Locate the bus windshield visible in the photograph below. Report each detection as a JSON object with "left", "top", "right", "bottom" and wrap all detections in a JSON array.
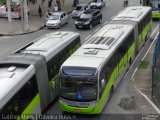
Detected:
[
  {"left": 62, "top": 67, "right": 96, "bottom": 76},
  {"left": 151, "top": 0, "right": 160, "bottom": 10},
  {"left": 60, "top": 77, "right": 97, "bottom": 102},
  {"left": 93, "top": 0, "right": 102, "bottom": 3}
]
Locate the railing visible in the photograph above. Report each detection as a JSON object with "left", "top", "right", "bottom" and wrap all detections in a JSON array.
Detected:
[{"left": 152, "top": 31, "right": 160, "bottom": 108}]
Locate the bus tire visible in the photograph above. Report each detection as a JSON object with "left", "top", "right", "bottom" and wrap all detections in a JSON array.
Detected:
[
  {"left": 108, "top": 85, "right": 114, "bottom": 101},
  {"left": 145, "top": 33, "right": 149, "bottom": 42},
  {"left": 129, "top": 58, "right": 132, "bottom": 66}
]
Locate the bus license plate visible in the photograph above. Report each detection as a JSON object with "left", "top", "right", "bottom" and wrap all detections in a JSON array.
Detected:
[{"left": 74, "top": 109, "right": 81, "bottom": 113}]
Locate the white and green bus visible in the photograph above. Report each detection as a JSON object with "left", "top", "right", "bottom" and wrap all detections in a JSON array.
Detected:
[
  {"left": 111, "top": 6, "right": 152, "bottom": 53},
  {"left": 144, "top": 0, "right": 160, "bottom": 19},
  {"left": 0, "top": 31, "right": 80, "bottom": 118},
  {"left": 59, "top": 6, "right": 152, "bottom": 114}
]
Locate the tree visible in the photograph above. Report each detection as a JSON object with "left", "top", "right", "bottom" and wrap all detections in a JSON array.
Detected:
[{"left": 73, "top": 0, "right": 77, "bottom": 7}]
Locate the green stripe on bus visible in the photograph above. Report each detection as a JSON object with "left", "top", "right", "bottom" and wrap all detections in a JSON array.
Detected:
[
  {"left": 152, "top": 13, "right": 160, "bottom": 19},
  {"left": 138, "top": 20, "right": 152, "bottom": 44},
  {"left": 60, "top": 43, "right": 136, "bottom": 114},
  {"left": 17, "top": 94, "right": 40, "bottom": 120},
  {"left": 93, "top": 43, "right": 135, "bottom": 114}
]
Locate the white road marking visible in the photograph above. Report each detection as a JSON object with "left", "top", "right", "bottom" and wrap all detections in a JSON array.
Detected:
[
  {"left": 106, "top": 3, "right": 110, "bottom": 7},
  {"left": 134, "top": 84, "right": 160, "bottom": 114},
  {"left": 142, "top": 25, "right": 159, "bottom": 60},
  {"left": 151, "top": 25, "right": 159, "bottom": 38},
  {"left": 129, "top": 2, "right": 134, "bottom": 6},
  {"left": 94, "top": 27, "right": 101, "bottom": 33},
  {"left": 131, "top": 68, "right": 137, "bottom": 79},
  {"left": 85, "top": 35, "right": 91, "bottom": 40},
  {"left": 132, "top": 25, "right": 160, "bottom": 114},
  {"left": 142, "top": 32, "right": 159, "bottom": 60},
  {"left": 111, "top": 16, "right": 115, "bottom": 20},
  {"left": 0, "top": 36, "right": 12, "bottom": 39},
  {"left": 103, "top": 21, "right": 109, "bottom": 25}
]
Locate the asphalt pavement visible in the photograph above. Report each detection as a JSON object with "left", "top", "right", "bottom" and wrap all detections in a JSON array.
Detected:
[
  {"left": 0, "top": 0, "right": 159, "bottom": 118},
  {"left": 0, "top": 0, "right": 92, "bottom": 36}
]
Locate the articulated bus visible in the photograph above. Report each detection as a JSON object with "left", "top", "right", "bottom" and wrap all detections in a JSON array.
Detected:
[
  {"left": 111, "top": 6, "right": 152, "bottom": 53},
  {"left": 59, "top": 6, "right": 152, "bottom": 114},
  {"left": 144, "top": 0, "right": 160, "bottom": 19},
  {"left": 0, "top": 31, "right": 80, "bottom": 118}
]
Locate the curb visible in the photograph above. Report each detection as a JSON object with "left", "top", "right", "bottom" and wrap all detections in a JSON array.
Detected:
[
  {"left": 0, "top": 25, "right": 45, "bottom": 36},
  {"left": 0, "top": 10, "right": 73, "bottom": 37}
]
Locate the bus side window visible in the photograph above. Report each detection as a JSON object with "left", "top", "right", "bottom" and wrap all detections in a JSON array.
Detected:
[
  {"left": 0, "top": 75, "right": 38, "bottom": 115},
  {"left": 99, "top": 55, "right": 117, "bottom": 97},
  {"left": 138, "top": 20, "right": 143, "bottom": 34},
  {"left": 99, "top": 69, "right": 106, "bottom": 97}
]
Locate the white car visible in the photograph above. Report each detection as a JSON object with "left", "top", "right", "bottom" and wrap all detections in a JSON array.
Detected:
[
  {"left": 0, "top": 5, "right": 21, "bottom": 18},
  {"left": 72, "top": 4, "right": 90, "bottom": 19},
  {"left": 46, "top": 12, "right": 69, "bottom": 29},
  {"left": 90, "top": 0, "right": 105, "bottom": 9}
]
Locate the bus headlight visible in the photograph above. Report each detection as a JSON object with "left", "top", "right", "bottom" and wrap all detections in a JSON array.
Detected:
[{"left": 59, "top": 99, "right": 65, "bottom": 104}]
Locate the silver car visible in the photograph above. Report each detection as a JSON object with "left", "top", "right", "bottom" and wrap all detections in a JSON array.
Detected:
[
  {"left": 46, "top": 12, "right": 69, "bottom": 29},
  {"left": 90, "top": 0, "right": 105, "bottom": 9},
  {"left": 72, "top": 4, "right": 90, "bottom": 19}
]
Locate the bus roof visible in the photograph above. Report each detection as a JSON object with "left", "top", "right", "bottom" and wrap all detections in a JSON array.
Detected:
[
  {"left": 16, "top": 31, "right": 80, "bottom": 61},
  {"left": 0, "top": 54, "right": 46, "bottom": 109},
  {"left": 0, "top": 63, "right": 34, "bottom": 109},
  {"left": 112, "top": 6, "right": 151, "bottom": 22},
  {"left": 62, "top": 24, "right": 133, "bottom": 68}
]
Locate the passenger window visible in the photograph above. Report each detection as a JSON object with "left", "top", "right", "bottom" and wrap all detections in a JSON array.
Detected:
[
  {"left": 61, "top": 15, "right": 63, "bottom": 18},
  {"left": 0, "top": 75, "right": 38, "bottom": 115}
]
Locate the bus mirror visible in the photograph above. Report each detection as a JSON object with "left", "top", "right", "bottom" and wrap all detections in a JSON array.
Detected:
[
  {"left": 101, "top": 79, "right": 106, "bottom": 88},
  {"left": 51, "top": 81, "right": 55, "bottom": 89}
]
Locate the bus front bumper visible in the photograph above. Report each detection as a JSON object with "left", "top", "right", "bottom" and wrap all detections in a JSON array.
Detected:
[{"left": 59, "top": 101, "right": 96, "bottom": 114}]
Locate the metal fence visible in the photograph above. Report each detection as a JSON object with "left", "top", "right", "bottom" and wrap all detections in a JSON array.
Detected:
[{"left": 152, "top": 33, "right": 160, "bottom": 108}]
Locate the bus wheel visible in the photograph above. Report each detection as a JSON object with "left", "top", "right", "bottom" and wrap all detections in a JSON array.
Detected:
[
  {"left": 108, "top": 86, "right": 114, "bottom": 101},
  {"left": 145, "top": 33, "right": 149, "bottom": 42},
  {"left": 129, "top": 58, "right": 132, "bottom": 66}
]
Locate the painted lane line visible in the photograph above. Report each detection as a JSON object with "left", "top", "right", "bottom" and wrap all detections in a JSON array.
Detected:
[
  {"left": 131, "top": 68, "right": 137, "bottom": 79},
  {"left": 105, "top": 3, "right": 110, "bottom": 7},
  {"left": 85, "top": 35, "right": 91, "bottom": 40},
  {"left": 103, "top": 21, "right": 109, "bottom": 26},
  {"left": 94, "top": 27, "right": 101, "bottom": 33},
  {"left": 131, "top": 25, "right": 160, "bottom": 114},
  {"left": 141, "top": 25, "right": 159, "bottom": 60},
  {"left": 151, "top": 25, "right": 159, "bottom": 38},
  {"left": 129, "top": 2, "right": 134, "bottom": 6},
  {"left": 134, "top": 84, "right": 160, "bottom": 114},
  {"left": 111, "top": 16, "right": 115, "bottom": 20},
  {"left": 142, "top": 32, "right": 159, "bottom": 60}
]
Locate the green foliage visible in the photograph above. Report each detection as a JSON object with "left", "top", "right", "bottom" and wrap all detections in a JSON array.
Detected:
[
  {"left": 0, "top": 0, "right": 6, "bottom": 5},
  {"left": 138, "top": 60, "right": 150, "bottom": 69}
]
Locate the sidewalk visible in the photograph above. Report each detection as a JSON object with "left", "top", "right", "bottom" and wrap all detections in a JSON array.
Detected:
[
  {"left": 0, "top": 0, "right": 92, "bottom": 36},
  {"left": 132, "top": 34, "right": 160, "bottom": 114}
]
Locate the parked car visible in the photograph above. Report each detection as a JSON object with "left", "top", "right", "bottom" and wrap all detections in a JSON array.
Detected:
[
  {"left": 46, "top": 11, "right": 69, "bottom": 29},
  {"left": 71, "top": 4, "right": 90, "bottom": 19},
  {"left": 75, "top": 9, "right": 102, "bottom": 29},
  {"left": 90, "top": 0, "right": 105, "bottom": 9},
  {"left": 0, "top": 4, "right": 30, "bottom": 18}
]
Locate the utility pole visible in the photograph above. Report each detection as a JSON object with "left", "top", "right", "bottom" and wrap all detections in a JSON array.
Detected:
[
  {"left": 20, "top": 0, "right": 24, "bottom": 32},
  {"left": 7, "top": 0, "right": 12, "bottom": 32},
  {"left": 23, "top": 0, "right": 29, "bottom": 31}
]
